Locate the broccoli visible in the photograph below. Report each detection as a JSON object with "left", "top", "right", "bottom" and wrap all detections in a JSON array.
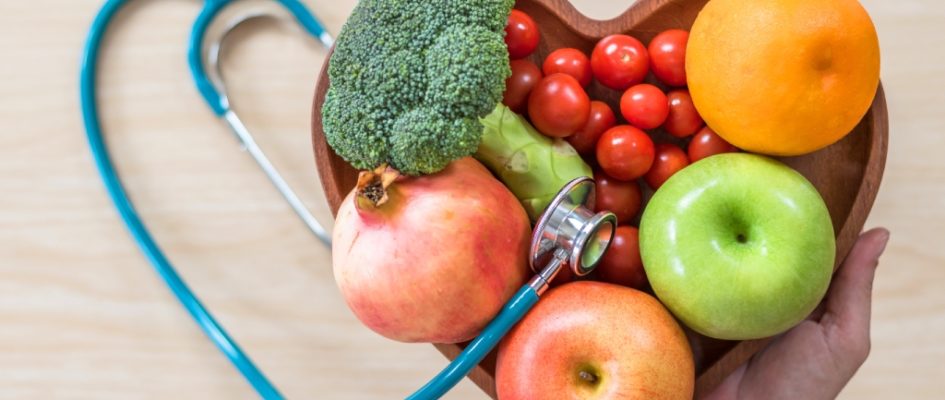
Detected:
[{"left": 322, "top": 0, "right": 514, "bottom": 176}]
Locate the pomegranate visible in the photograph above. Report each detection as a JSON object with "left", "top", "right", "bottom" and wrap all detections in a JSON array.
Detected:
[{"left": 332, "top": 157, "right": 531, "bottom": 343}]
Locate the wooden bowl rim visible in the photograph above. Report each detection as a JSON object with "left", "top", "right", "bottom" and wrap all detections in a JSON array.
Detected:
[{"left": 309, "top": 0, "right": 890, "bottom": 397}]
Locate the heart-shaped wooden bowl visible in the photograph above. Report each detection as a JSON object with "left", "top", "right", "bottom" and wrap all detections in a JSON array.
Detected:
[{"left": 311, "top": 0, "right": 888, "bottom": 397}]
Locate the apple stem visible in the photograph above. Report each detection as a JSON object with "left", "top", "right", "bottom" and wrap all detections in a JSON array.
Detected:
[
  {"left": 736, "top": 233, "right": 748, "bottom": 244},
  {"left": 578, "top": 370, "right": 598, "bottom": 384}
]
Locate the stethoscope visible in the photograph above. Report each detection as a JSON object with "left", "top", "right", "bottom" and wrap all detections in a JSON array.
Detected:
[
  {"left": 79, "top": 1, "right": 617, "bottom": 399},
  {"left": 407, "top": 177, "right": 617, "bottom": 399}
]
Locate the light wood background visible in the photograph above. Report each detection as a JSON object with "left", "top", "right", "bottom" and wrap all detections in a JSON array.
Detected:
[{"left": 0, "top": 0, "right": 941, "bottom": 398}]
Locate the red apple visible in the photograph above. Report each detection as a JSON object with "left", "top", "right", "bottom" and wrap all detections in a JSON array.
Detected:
[
  {"left": 332, "top": 158, "right": 530, "bottom": 343},
  {"left": 496, "top": 281, "right": 694, "bottom": 399}
]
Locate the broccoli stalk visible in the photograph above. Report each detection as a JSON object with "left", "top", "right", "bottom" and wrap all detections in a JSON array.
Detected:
[
  {"left": 476, "top": 105, "right": 593, "bottom": 221},
  {"left": 322, "top": 0, "right": 514, "bottom": 176}
]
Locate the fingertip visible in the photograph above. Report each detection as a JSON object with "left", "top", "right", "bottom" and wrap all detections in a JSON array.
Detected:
[
  {"left": 876, "top": 228, "right": 890, "bottom": 254},
  {"left": 862, "top": 228, "right": 890, "bottom": 261},
  {"left": 823, "top": 228, "right": 888, "bottom": 334}
]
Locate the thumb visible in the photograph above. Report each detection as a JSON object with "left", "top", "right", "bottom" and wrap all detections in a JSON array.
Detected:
[{"left": 823, "top": 228, "right": 889, "bottom": 340}]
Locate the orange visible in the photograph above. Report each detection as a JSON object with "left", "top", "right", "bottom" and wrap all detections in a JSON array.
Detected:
[{"left": 686, "top": 0, "right": 880, "bottom": 156}]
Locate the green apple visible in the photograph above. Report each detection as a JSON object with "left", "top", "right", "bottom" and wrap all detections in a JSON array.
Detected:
[{"left": 639, "top": 153, "right": 835, "bottom": 340}]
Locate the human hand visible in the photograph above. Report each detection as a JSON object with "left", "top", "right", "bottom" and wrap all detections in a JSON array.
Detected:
[{"left": 704, "top": 228, "right": 890, "bottom": 400}]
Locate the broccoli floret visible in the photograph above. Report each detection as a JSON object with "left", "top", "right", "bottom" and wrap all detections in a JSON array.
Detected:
[{"left": 323, "top": 0, "right": 514, "bottom": 176}]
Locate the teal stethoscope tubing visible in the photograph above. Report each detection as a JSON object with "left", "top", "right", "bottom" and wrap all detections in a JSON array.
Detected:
[
  {"left": 406, "top": 285, "right": 539, "bottom": 399},
  {"left": 80, "top": 0, "right": 329, "bottom": 398}
]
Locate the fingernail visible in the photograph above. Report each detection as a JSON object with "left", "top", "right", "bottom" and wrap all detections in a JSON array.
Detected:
[{"left": 876, "top": 229, "right": 890, "bottom": 256}]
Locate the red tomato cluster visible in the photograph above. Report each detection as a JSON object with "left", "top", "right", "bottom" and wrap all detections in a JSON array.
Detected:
[{"left": 503, "top": 12, "right": 740, "bottom": 290}]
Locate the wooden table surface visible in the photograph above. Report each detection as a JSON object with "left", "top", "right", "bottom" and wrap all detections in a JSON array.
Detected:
[{"left": 1, "top": 0, "right": 942, "bottom": 398}]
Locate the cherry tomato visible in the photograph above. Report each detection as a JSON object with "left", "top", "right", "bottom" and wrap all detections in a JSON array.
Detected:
[
  {"left": 688, "top": 126, "right": 739, "bottom": 163},
  {"left": 542, "top": 48, "right": 593, "bottom": 87},
  {"left": 594, "top": 170, "right": 642, "bottom": 224},
  {"left": 596, "top": 125, "right": 655, "bottom": 181},
  {"left": 644, "top": 143, "right": 689, "bottom": 190},
  {"left": 620, "top": 84, "right": 669, "bottom": 130},
  {"left": 505, "top": 10, "right": 540, "bottom": 59},
  {"left": 567, "top": 101, "right": 616, "bottom": 156},
  {"left": 663, "top": 89, "right": 704, "bottom": 137},
  {"left": 596, "top": 226, "right": 647, "bottom": 289},
  {"left": 648, "top": 29, "right": 689, "bottom": 87},
  {"left": 502, "top": 60, "right": 543, "bottom": 113},
  {"left": 528, "top": 73, "right": 591, "bottom": 138},
  {"left": 590, "top": 34, "right": 649, "bottom": 90}
]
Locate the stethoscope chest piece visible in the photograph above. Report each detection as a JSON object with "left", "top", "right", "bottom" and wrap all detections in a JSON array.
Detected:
[{"left": 529, "top": 177, "right": 618, "bottom": 281}]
